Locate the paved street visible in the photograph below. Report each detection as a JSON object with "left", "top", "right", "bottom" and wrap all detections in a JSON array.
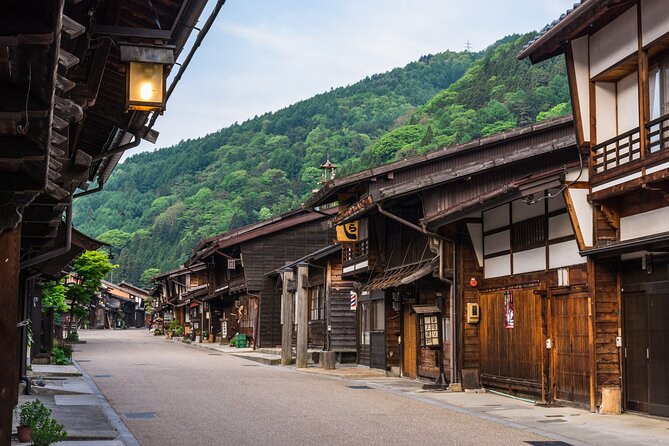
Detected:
[{"left": 73, "top": 329, "right": 552, "bottom": 446}]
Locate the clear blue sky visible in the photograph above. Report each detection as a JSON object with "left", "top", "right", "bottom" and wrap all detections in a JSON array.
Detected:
[{"left": 123, "top": 0, "right": 575, "bottom": 159}]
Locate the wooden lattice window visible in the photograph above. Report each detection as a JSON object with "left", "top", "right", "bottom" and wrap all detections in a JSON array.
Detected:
[
  {"left": 512, "top": 215, "right": 545, "bottom": 252},
  {"left": 419, "top": 315, "right": 439, "bottom": 347}
]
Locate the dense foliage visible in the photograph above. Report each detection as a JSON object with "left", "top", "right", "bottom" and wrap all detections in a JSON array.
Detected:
[{"left": 74, "top": 33, "right": 570, "bottom": 284}]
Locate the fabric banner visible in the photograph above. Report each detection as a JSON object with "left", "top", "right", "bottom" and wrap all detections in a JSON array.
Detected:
[{"left": 504, "top": 290, "right": 514, "bottom": 329}]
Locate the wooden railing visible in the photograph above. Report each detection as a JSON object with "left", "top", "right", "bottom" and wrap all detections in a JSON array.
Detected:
[
  {"left": 343, "top": 239, "right": 369, "bottom": 263},
  {"left": 592, "top": 113, "right": 669, "bottom": 175},
  {"left": 647, "top": 113, "right": 669, "bottom": 154},
  {"left": 591, "top": 127, "right": 641, "bottom": 174}
]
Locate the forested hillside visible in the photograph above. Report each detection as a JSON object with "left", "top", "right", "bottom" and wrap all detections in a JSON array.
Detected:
[{"left": 74, "top": 32, "right": 570, "bottom": 285}]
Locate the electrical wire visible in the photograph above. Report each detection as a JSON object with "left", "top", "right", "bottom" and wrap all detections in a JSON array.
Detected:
[
  {"left": 525, "top": 143, "right": 584, "bottom": 205},
  {"left": 16, "top": 59, "right": 31, "bottom": 135}
]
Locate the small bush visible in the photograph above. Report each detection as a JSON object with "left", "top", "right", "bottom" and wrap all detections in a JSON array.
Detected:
[
  {"left": 52, "top": 346, "right": 71, "bottom": 365},
  {"left": 18, "top": 400, "right": 51, "bottom": 428},
  {"left": 68, "top": 330, "right": 79, "bottom": 342},
  {"left": 31, "top": 416, "right": 67, "bottom": 446}
]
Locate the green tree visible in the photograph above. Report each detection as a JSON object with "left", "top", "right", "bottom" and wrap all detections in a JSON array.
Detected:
[
  {"left": 140, "top": 268, "right": 160, "bottom": 287},
  {"left": 41, "top": 281, "right": 68, "bottom": 314},
  {"left": 65, "top": 251, "right": 116, "bottom": 337}
]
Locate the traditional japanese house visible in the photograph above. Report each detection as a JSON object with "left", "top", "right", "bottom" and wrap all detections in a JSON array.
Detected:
[
  {"left": 0, "top": 0, "right": 220, "bottom": 435},
  {"left": 520, "top": 0, "right": 669, "bottom": 416},
  {"left": 267, "top": 244, "right": 357, "bottom": 363},
  {"left": 188, "top": 209, "right": 336, "bottom": 348},
  {"left": 305, "top": 117, "right": 586, "bottom": 393},
  {"left": 153, "top": 263, "right": 208, "bottom": 336},
  {"left": 98, "top": 280, "right": 149, "bottom": 329}
]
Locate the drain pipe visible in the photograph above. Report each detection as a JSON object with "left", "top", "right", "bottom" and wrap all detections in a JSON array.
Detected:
[{"left": 21, "top": 203, "right": 72, "bottom": 270}]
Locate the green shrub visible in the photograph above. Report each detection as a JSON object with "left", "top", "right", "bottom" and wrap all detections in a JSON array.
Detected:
[
  {"left": 68, "top": 330, "right": 79, "bottom": 342},
  {"left": 52, "top": 346, "right": 71, "bottom": 365},
  {"left": 18, "top": 400, "right": 51, "bottom": 428},
  {"left": 30, "top": 417, "right": 67, "bottom": 446}
]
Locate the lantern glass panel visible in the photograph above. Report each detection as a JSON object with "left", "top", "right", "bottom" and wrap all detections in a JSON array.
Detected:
[{"left": 128, "top": 61, "right": 164, "bottom": 110}]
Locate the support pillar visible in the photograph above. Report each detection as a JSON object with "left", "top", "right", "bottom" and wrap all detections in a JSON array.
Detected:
[
  {"left": 295, "top": 263, "right": 309, "bottom": 368},
  {"left": 280, "top": 270, "right": 294, "bottom": 365},
  {"left": 0, "top": 226, "right": 21, "bottom": 442}
]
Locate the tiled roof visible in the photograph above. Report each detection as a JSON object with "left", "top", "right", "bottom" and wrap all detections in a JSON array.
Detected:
[{"left": 520, "top": 1, "right": 590, "bottom": 55}]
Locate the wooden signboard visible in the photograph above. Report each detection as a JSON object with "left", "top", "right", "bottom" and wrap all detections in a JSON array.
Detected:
[{"left": 336, "top": 221, "right": 358, "bottom": 242}]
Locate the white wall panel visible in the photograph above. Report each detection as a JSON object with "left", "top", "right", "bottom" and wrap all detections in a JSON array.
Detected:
[
  {"left": 590, "top": 7, "right": 637, "bottom": 77},
  {"left": 568, "top": 188, "right": 594, "bottom": 247},
  {"left": 467, "top": 223, "right": 483, "bottom": 267},
  {"left": 617, "top": 72, "right": 639, "bottom": 134},
  {"left": 572, "top": 37, "right": 591, "bottom": 142},
  {"left": 484, "top": 255, "right": 511, "bottom": 279},
  {"left": 483, "top": 204, "right": 509, "bottom": 231},
  {"left": 596, "top": 82, "right": 617, "bottom": 141},
  {"left": 484, "top": 230, "right": 510, "bottom": 255},
  {"left": 549, "top": 213, "right": 573, "bottom": 240},
  {"left": 549, "top": 240, "right": 586, "bottom": 269},
  {"left": 513, "top": 247, "right": 546, "bottom": 274},
  {"left": 547, "top": 189, "right": 567, "bottom": 213},
  {"left": 642, "top": 0, "right": 669, "bottom": 46},
  {"left": 621, "top": 207, "right": 669, "bottom": 240},
  {"left": 512, "top": 199, "right": 544, "bottom": 223}
]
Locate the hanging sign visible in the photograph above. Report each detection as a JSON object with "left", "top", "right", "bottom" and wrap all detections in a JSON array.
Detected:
[
  {"left": 504, "top": 290, "right": 514, "bottom": 329},
  {"left": 221, "top": 320, "right": 228, "bottom": 338},
  {"left": 350, "top": 290, "right": 358, "bottom": 310},
  {"left": 336, "top": 221, "right": 359, "bottom": 242}
]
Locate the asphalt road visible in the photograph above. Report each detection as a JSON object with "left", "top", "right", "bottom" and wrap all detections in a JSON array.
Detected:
[{"left": 75, "top": 329, "right": 550, "bottom": 446}]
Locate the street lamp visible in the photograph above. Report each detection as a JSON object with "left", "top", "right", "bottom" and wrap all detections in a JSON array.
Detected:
[{"left": 119, "top": 43, "right": 174, "bottom": 112}]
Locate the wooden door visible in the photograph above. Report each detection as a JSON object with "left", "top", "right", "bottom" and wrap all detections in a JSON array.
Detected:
[
  {"left": 551, "top": 289, "right": 590, "bottom": 405},
  {"left": 648, "top": 291, "right": 669, "bottom": 416},
  {"left": 370, "top": 332, "right": 385, "bottom": 369},
  {"left": 402, "top": 306, "right": 417, "bottom": 378},
  {"left": 479, "top": 288, "right": 543, "bottom": 395},
  {"left": 624, "top": 289, "right": 649, "bottom": 413}
]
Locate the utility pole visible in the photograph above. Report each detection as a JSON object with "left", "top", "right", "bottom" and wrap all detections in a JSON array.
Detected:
[{"left": 465, "top": 40, "right": 473, "bottom": 52}]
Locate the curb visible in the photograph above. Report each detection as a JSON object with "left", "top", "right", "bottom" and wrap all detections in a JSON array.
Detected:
[{"left": 73, "top": 360, "right": 140, "bottom": 446}]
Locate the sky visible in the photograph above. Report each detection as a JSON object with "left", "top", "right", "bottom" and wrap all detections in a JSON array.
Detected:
[{"left": 122, "top": 0, "right": 576, "bottom": 160}]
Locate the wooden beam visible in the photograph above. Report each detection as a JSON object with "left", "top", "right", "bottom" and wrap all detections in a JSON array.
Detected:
[
  {"left": 54, "top": 96, "right": 83, "bottom": 123},
  {"left": 637, "top": 2, "right": 649, "bottom": 159},
  {"left": 61, "top": 15, "right": 85, "bottom": 39},
  {"left": 52, "top": 114, "right": 68, "bottom": 131},
  {"left": 0, "top": 226, "right": 21, "bottom": 441},
  {"left": 565, "top": 44, "right": 585, "bottom": 147},
  {"left": 281, "top": 270, "right": 294, "bottom": 366},
  {"left": 58, "top": 48, "right": 79, "bottom": 69},
  {"left": 50, "top": 131, "right": 67, "bottom": 146},
  {"left": 55, "top": 75, "right": 75, "bottom": 93},
  {"left": 296, "top": 264, "right": 309, "bottom": 368}
]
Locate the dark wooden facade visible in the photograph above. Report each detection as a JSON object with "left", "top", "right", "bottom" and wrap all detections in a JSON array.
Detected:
[
  {"left": 521, "top": 0, "right": 669, "bottom": 416},
  {"left": 189, "top": 209, "right": 336, "bottom": 348}
]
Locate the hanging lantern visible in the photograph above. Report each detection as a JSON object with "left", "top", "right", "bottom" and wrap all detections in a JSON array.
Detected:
[{"left": 120, "top": 43, "right": 174, "bottom": 112}]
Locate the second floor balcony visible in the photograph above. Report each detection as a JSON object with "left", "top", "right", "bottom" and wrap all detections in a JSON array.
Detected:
[{"left": 591, "top": 112, "right": 669, "bottom": 198}]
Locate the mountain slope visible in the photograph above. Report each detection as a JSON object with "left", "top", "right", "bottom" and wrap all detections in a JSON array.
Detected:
[{"left": 76, "top": 33, "right": 570, "bottom": 284}]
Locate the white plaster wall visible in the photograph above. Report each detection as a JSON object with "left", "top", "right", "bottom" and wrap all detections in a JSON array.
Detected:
[
  {"left": 513, "top": 247, "right": 546, "bottom": 274},
  {"left": 617, "top": 72, "right": 639, "bottom": 134},
  {"left": 549, "top": 213, "right": 573, "bottom": 240},
  {"left": 642, "top": 0, "right": 669, "bottom": 46},
  {"left": 596, "top": 82, "right": 617, "bottom": 141},
  {"left": 590, "top": 6, "right": 637, "bottom": 77},
  {"left": 621, "top": 207, "right": 669, "bottom": 240},
  {"left": 484, "top": 230, "right": 510, "bottom": 255},
  {"left": 484, "top": 255, "right": 511, "bottom": 279},
  {"left": 572, "top": 36, "right": 591, "bottom": 142},
  {"left": 512, "top": 199, "right": 544, "bottom": 223},
  {"left": 483, "top": 204, "right": 509, "bottom": 231},
  {"left": 547, "top": 189, "right": 567, "bottom": 213},
  {"left": 549, "top": 240, "right": 586, "bottom": 269},
  {"left": 466, "top": 223, "right": 483, "bottom": 267},
  {"left": 568, "top": 188, "right": 594, "bottom": 247}
]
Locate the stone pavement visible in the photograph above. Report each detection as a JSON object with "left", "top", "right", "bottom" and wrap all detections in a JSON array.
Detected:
[
  {"left": 12, "top": 364, "right": 138, "bottom": 446},
  {"left": 164, "top": 333, "right": 669, "bottom": 445}
]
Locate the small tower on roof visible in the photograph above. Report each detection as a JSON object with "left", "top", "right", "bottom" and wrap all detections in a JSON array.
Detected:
[{"left": 319, "top": 158, "right": 337, "bottom": 183}]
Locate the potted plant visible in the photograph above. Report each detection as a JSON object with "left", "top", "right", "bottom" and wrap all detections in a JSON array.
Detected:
[
  {"left": 194, "top": 328, "right": 201, "bottom": 343},
  {"left": 16, "top": 400, "right": 50, "bottom": 442},
  {"left": 202, "top": 330, "right": 209, "bottom": 343},
  {"left": 30, "top": 416, "right": 67, "bottom": 446}
]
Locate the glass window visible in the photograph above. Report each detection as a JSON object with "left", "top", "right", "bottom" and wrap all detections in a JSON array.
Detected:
[
  {"left": 419, "top": 314, "right": 440, "bottom": 347},
  {"left": 310, "top": 286, "right": 325, "bottom": 321},
  {"left": 372, "top": 299, "right": 384, "bottom": 331},
  {"left": 360, "top": 302, "right": 370, "bottom": 345}
]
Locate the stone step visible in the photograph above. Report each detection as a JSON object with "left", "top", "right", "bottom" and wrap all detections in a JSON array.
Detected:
[{"left": 229, "top": 352, "right": 281, "bottom": 366}]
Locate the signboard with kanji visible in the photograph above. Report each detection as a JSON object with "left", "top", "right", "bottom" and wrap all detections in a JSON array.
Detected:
[{"left": 336, "top": 221, "right": 358, "bottom": 242}]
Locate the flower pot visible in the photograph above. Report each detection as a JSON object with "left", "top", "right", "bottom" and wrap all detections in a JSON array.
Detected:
[
  {"left": 17, "top": 425, "right": 31, "bottom": 442},
  {"left": 208, "top": 334, "right": 214, "bottom": 343},
  {"left": 195, "top": 335, "right": 201, "bottom": 343}
]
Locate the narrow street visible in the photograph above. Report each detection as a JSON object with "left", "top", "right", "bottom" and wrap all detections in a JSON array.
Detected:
[{"left": 73, "top": 330, "right": 551, "bottom": 446}]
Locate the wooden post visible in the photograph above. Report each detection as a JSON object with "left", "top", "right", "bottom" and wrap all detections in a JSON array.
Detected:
[
  {"left": 296, "top": 263, "right": 309, "bottom": 368},
  {"left": 280, "top": 270, "right": 294, "bottom": 365},
  {"left": 0, "top": 226, "right": 21, "bottom": 442}
]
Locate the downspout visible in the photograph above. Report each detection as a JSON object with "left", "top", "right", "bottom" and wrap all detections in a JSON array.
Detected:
[{"left": 20, "top": 203, "right": 72, "bottom": 270}]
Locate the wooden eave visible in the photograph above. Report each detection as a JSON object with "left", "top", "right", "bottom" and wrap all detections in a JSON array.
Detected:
[{"left": 518, "top": 0, "right": 636, "bottom": 63}]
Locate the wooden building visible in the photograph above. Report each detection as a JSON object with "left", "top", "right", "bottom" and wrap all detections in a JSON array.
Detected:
[
  {"left": 153, "top": 263, "right": 208, "bottom": 336},
  {"left": 305, "top": 117, "right": 590, "bottom": 397},
  {"left": 188, "top": 209, "right": 336, "bottom": 348},
  {"left": 97, "top": 281, "right": 150, "bottom": 329},
  {"left": 267, "top": 244, "right": 357, "bottom": 362},
  {"left": 520, "top": 0, "right": 669, "bottom": 416},
  {"left": 0, "top": 0, "right": 219, "bottom": 437}
]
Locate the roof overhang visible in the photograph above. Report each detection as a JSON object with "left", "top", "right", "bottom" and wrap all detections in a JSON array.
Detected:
[{"left": 580, "top": 232, "right": 669, "bottom": 258}]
